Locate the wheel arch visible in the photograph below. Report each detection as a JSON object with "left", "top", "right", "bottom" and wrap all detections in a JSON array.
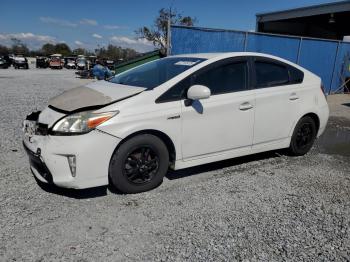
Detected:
[
  {"left": 289, "top": 111, "right": 320, "bottom": 138},
  {"left": 109, "top": 129, "right": 177, "bottom": 170},
  {"left": 302, "top": 112, "right": 320, "bottom": 132}
]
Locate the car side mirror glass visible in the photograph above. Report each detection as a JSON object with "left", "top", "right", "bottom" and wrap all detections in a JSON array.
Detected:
[{"left": 187, "top": 85, "right": 211, "bottom": 100}]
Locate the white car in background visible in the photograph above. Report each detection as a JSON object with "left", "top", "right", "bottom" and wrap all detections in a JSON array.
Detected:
[
  {"left": 13, "top": 56, "right": 29, "bottom": 69},
  {"left": 66, "top": 60, "right": 76, "bottom": 69},
  {"left": 23, "top": 52, "right": 329, "bottom": 193},
  {"left": 76, "top": 57, "right": 87, "bottom": 70}
]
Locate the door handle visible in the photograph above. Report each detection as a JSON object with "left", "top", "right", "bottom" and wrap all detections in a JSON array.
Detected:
[
  {"left": 289, "top": 93, "right": 299, "bottom": 101},
  {"left": 239, "top": 102, "right": 253, "bottom": 111}
]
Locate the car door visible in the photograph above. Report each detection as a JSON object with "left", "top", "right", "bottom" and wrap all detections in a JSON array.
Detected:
[
  {"left": 252, "top": 57, "right": 302, "bottom": 146},
  {"left": 180, "top": 57, "right": 255, "bottom": 160}
]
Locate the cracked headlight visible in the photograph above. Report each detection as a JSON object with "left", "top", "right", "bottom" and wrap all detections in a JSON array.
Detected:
[{"left": 52, "top": 110, "right": 118, "bottom": 135}]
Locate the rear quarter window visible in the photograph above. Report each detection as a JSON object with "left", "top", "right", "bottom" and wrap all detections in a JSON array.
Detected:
[
  {"left": 254, "top": 58, "right": 304, "bottom": 88},
  {"left": 255, "top": 61, "right": 289, "bottom": 88},
  {"left": 289, "top": 66, "right": 304, "bottom": 84}
]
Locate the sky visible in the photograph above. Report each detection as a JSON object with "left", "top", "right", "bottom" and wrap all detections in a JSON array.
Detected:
[{"left": 0, "top": 0, "right": 343, "bottom": 52}]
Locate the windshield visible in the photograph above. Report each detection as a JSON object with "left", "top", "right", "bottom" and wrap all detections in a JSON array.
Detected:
[
  {"left": 77, "top": 58, "right": 86, "bottom": 63},
  {"left": 109, "top": 57, "right": 206, "bottom": 89}
]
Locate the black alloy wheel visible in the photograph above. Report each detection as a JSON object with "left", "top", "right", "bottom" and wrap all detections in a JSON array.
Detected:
[
  {"left": 124, "top": 146, "right": 159, "bottom": 185},
  {"left": 109, "top": 134, "right": 169, "bottom": 193},
  {"left": 295, "top": 122, "right": 313, "bottom": 150},
  {"left": 289, "top": 116, "right": 317, "bottom": 156}
]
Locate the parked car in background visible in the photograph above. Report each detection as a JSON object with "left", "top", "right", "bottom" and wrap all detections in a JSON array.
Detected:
[
  {"left": 8, "top": 54, "right": 15, "bottom": 64},
  {"left": 65, "top": 57, "right": 77, "bottom": 69},
  {"left": 1, "top": 55, "right": 12, "bottom": 67},
  {"left": 23, "top": 52, "right": 329, "bottom": 193},
  {"left": 0, "top": 57, "right": 9, "bottom": 69},
  {"left": 87, "top": 56, "right": 97, "bottom": 68},
  {"left": 49, "top": 54, "right": 63, "bottom": 69},
  {"left": 36, "top": 56, "right": 49, "bottom": 68},
  {"left": 76, "top": 57, "right": 87, "bottom": 70},
  {"left": 13, "top": 56, "right": 29, "bottom": 69},
  {"left": 105, "top": 59, "right": 115, "bottom": 70}
]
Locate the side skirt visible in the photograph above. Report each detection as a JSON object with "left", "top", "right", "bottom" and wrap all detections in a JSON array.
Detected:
[{"left": 174, "top": 138, "right": 290, "bottom": 170}]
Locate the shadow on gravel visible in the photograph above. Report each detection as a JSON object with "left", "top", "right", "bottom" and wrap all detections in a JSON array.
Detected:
[
  {"left": 317, "top": 127, "right": 350, "bottom": 157},
  {"left": 34, "top": 176, "right": 108, "bottom": 199},
  {"left": 166, "top": 150, "right": 283, "bottom": 180},
  {"left": 34, "top": 151, "right": 283, "bottom": 196}
]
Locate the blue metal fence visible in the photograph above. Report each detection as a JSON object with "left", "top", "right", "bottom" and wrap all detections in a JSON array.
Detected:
[
  {"left": 246, "top": 34, "right": 300, "bottom": 63},
  {"left": 170, "top": 25, "right": 350, "bottom": 94},
  {"left": 171, "top": 27, "right": 246, "bottom": 54},
  {"left": 331, "top": 42, "right": 350, "bottom": 93}
]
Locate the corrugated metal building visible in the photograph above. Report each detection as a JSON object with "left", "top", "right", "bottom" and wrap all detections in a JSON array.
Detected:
[{"left": 256, "top": 1, "right": 350, "bottom": 41}]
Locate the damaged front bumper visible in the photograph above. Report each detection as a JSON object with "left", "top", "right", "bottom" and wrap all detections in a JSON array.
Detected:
[
  {"left": 23, "top": 141, "right": 53, "bottom": 184},
  {"left": 22, "top": 110, "right": 122, "bottom": 189}
]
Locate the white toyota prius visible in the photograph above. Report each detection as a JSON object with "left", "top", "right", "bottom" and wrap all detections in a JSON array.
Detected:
[{"left": 23, "top": 52, "right": 329, "bottom": 193}]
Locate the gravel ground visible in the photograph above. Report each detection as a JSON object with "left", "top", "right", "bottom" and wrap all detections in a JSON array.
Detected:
[{"left": 0, "top": 68, "right": 349, "bottom": 261}]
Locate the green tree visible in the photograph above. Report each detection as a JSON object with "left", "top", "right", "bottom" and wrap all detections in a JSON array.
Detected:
[
  {"left": 0, "top": 45, "right": 9, "bottom": 55},
  {"left": 10, "top": 38, "right": 29, "bottom": 55},
  {"left": 72, "top": 48, "right": 88, "bottom": 56},
  {"left": 136, "top": 8, "right": 197, "bottom": 54},
  {"left": 40, "top": 43, "right": 72, "bottom": 56},
  {"left": 54, "top": 43, "right": 71, "bottom": 56},
  {"left": 41, "top": 43, "right": 56, "bottom": 56},
  {"left": 96, "top": 44, "right": 138, "bottom": 60}
]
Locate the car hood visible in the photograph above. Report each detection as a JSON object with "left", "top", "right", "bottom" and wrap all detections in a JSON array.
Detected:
[{"left": 48, "top": 81, "right": 146, "bottom": 112}]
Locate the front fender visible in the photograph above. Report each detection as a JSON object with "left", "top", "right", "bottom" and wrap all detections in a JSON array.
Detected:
[{"left": 97, "top": 115, "right": 182, "bottom": 160}]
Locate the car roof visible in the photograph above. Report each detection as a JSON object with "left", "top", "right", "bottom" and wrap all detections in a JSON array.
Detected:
[
  {"left": 171, "top": 52, "right": 285, "bottom": 59},
  {"left": 170, "top": 53, "right": 226, "bottom": 59},
  {"left": 170, "top": 52, "right": 304, "bottom": 70}
]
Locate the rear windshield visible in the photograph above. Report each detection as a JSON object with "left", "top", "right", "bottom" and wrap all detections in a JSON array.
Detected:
[{"left": 109, "top": 57, "right": 206, "bottom": 89}]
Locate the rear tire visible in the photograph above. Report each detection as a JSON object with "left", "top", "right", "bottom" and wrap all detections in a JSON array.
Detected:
[
  {"left": 288, "top": 116, "right": 317, "bottom": 156},
  {"left": 109, "top": 134, "right": 169, "bottom": 193}
]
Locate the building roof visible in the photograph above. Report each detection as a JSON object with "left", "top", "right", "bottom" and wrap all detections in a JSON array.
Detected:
[{"left": 256, "top": 1, "right": 350, "bottom": 22}]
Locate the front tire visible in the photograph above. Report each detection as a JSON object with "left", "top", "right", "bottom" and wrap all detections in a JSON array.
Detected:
[
  {"left": 109, "top": 134, "right": 169, "bottom": 193},
  {"left": 288, "top": 116, "right": 317, "bottom": 156}
]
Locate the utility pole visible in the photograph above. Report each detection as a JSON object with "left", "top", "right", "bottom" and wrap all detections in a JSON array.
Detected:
[{"left": 166, "top": 17, "right": 171, "bottom": 56}]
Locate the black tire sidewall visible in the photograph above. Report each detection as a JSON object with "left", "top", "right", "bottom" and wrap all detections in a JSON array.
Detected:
[
  {"left": 289, "top": 116, "right": 317, "bottom": 156},
  {"left": 109, "top": 134, "right": 169, "bottom": 193}
]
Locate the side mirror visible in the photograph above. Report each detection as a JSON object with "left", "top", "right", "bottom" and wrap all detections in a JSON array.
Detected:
[{"left": 187, "top": 85, "right": 211, "bottom": 100}]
